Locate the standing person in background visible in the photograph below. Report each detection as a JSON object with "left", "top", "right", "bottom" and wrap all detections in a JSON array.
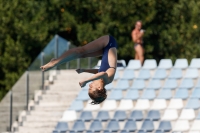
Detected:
[{"left": 131, "top": 20, "right": 145, "bottom": 64}]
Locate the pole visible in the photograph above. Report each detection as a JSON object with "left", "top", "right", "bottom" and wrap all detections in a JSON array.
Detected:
[
  {"left": 77, "top": 59, "right": 80, "bottom": 69},
  {"left": 41, "top": 52, "right": 44, "bottom": 89},
  {"left": 55, "top": 35, "right": 58, "bottom": 70},
  {"left": 26, "top": 71, "right": 29, "bottom": 110},
  {"left": 88, "top": 57, "right": 91, "bottom": 68},
  {"left": 66, "top": 41, "right": 70, "bottom": 69},
  {"left": 9, "top": 90, "right": 12, "bottom": 132}
]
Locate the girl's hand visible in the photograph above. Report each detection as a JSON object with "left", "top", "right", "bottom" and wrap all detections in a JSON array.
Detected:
[
  {"left": 79, "top": 80, "right": 87, "bottom": 88},
  {"left": 76, "top": 69, "right": 83, "bottom": 74}
]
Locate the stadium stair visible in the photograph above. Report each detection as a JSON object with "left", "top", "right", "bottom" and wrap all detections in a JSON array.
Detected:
[{"left": 11, "top": 70, "right": 92, "bottom": 133}]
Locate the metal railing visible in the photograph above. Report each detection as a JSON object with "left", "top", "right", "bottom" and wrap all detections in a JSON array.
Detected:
[{"left": 2, "top": 35, "right": 98, "bottom": 132}]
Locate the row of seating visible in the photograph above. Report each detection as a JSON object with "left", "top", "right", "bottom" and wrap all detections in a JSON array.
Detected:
[
  {"left": 125, "top": 58, "right": 200, "bottom": 70},
  {"left": 78, "top": 88, "right": 200, "bottom": 101},
  {"left": 53, "top": 119, "right": 200, "bottom": 132},
  {"left": 69, "top": 98, "right": 200, "bottom": 111},
  {"left": 83, "top": 78, "right": 200, "bottom": 91},
  {"left": 62, "top": 109, "right": 200, "bottom": 122},
  {"left": 113, "top": 68, "right": 200, "bottom": 80}
]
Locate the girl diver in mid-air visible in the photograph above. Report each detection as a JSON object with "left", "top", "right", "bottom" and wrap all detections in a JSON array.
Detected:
[{"left": 40, "top": 35, "right": 117, "bottom": 104}]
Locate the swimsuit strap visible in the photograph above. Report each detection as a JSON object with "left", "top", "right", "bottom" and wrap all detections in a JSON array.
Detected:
[{"left": 109, "top": 67, "right": 116, "bottom": 69}]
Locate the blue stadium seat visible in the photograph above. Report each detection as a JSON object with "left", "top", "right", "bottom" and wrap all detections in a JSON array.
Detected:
[
  {"left": 163, "top": 79, "right": 177, "bottom": 90},
  {"left": 185, "top": 68, "right": 199, "bottom": 79},
  {"left": 105, "top": 83, "right": 114, "bottom": 91},
  {"left": 174, "top": 59, "right": 188, "bottom": 69},
  {"left": 72, "top": 120, "right": 86, "bottom": 132},
  {"left": 146, "top": 110, "right": 160, "bottom": 121},
  {"left": 191, "top": 88, "right": 200, "bottom": 98},
  {"left": 106, "top": 119, "right": 120, "bottom": 132},
  {"left": 89, "top": 119, "right": 103, "bottom": 132},
  {"left": 108, "top": 90, "right": 123, "bottom": 100},
  {"left": 124, "top": 90, "right": 139, "bottom": 100},
  {"left": 195, "top": 79, "right": 200, "bottom": 88},
  {"left": 142, "top": 59, "right": 157, "bottom": 69},
  {"left": 137, "top": 130, "right": 147, "bottom": 133},
  {"left": 53, "top": 122, "right": 68, "bottom": 133},
  {"left": 103, "top": 130, "right": 111, "bottom": 133},
  {"left": 184, "top": 68, "right": 198, "bottom": 79},
  {"left": 179, "top": 78, "right": 194, "bottom": 89},
  {"left": 146, "top": 79, "right": 161, "bottom": 90},
  {"left": 185, "top": 98, "right": 200, "bottom": 109},
  {"left": 155, "top": 130, "right": 164, "bottom": 133},
  {"left": 158, "top": 121, "right": 172, "bottom": 132},
  {"left": 121, "top": 69, "right": 135, "bottom": 80},
  {"left": 137, "top": 69, "right": 151, "bottom": 80},
  {"left": 168, "top": 69, "right": 182, "bottom": 79},
  {"left": 113, "top": 110, "right": 127, "bottom": 121},
  {"left": 69, "top": 100, "right": 84, "bottom": 111},
  {"left": 158, "top": 59, "right": 172, "bottom": 69},
  {"left": 76, "top": 90, "right": 89, "bottom": 101},
  {"left": 115, "top": 80, "right": 130, "bottom": 90},
  {"left": 153, "top": 69, "right": 167, "bottom": 79},
  {"left": 79, "top": 111, "right": 93, "bottom": 121},
  {"left": 126, "top": 60, "right": 141, "bottom": 70},
  {"left": 129, "top": 110, "right": 143, "bottom": 121},
  {"left": 174, "top": 89, "right": 188, "bottom": 99},
  {"left": 120, "top": 130, "right": 129, "bottom": 133},
  {"left": 196, "top": 112, "right": 200, "bottom": 119},
  {"left": 123, "top": 119, "right": 137, "bottom": 132},
  {"left": 141, "top": 90, "right": 156, "bottom": 100},
  {"left": 141, "top": 119, "right": 154, "bottom": 132},
  {"left": 157, "top": 89, "right": 172, "bottom": 100},
  {"left": 189, "top": 58, "right": 200, "bottom": 68},
  {"left": 69, "top": 131, "right": 76, "bottom": 133},
  {"left": 114, "top": 70, "right": 120, "bottom": 80},
  {"left": 130, "top": 79, "right": 145, "bottom": 90},
  {"left": 96, "top": 111, "right": 110, "bottom": 121},
  {"left": 86, "top": 130, "right": 93, "bottom": 133}
]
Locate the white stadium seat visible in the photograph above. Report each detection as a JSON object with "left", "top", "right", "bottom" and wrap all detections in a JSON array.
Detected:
[
  {"left": 117, "top": 99, "right": 134, "bottom": 110},
  {"left": 151, "top": 99, "right": 167, "bottom": 110},
  {"left": 179, "top": 109, "right": 195, "bottom": 120},
  {"left": 191, "top": 120, "right": 200, "bottom": 131},
  {"left": 60, "top": 110, "right": 77, "bottom": 121},
  {"left": 134, "top": 99, "right": 150, "bottom": 110},
  {"left": 84, "top": 100, "right": 100, "bottom": 111},
  {"left": 101, "top": 100, "right": 117, "bottom": 111},
  {"left": 174, "top": 59, "right": 188, "bottom": 69},
  {"left": 142, "top": 59, "right": 157, "bottom": 69},
  {"left": 126, "top": 60, "right": 141, "bottom": 70},
  {"left": 158, "top": 59, "right": 173, "bottom": 69},
  {"left": 168, "top": 99, "right": 183, "bottom": 109},
  {"left": 173, "top": 120, "right": 190, "bottom": 131},
  {"left": 162, "top": 109, "right": 178, "bottom": 120}
]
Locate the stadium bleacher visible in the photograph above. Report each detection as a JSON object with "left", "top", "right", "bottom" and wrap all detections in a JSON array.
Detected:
[{"left": 12, "top": 58, "right": 200, "bottom": 133}]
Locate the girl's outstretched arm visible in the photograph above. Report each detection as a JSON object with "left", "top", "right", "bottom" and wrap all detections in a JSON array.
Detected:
[
  {"left": 79, "top": 72, "right": 110, "bottom": 87},
  {"left": 76, "top": 69, "right": 99, "bottom": 74}
]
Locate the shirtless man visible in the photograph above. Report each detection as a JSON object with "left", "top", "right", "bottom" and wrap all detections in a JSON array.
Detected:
[{"left": 131, "top": 21, "right": 145, "bottom": 64}]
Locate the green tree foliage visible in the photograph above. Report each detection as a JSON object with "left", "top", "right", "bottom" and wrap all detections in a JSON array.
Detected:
[{"left": 0, "top": 0, "right": 200, "bottom": 100}]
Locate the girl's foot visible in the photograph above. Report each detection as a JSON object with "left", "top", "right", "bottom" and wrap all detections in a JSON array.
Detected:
[{"left": 40, "top": 58, "right": 57, "bottom": 71}]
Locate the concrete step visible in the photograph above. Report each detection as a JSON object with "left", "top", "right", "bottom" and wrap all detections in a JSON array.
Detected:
[
  {"left": 38, "top": 101, "right": 69, "bottom": 107},
  {"left": 30, "top": 111, "right": 63, "bottom": 116},
  {"left": 40, "top": 95, "right": 76, "bottom": 102},
  {"left": 25, "top": 115, "right": 61, "bottom": 122},
  {"left": 0, "top": 124, "right": 9, "bottom": 132},
  {"left": 18, "top": 127, "right": 54, "bottom": 133},
  {"left": 22, "top": 121, "right": 56, "bottom": 128},
  {"left": 33, "top": 106, "right": 67, "bottom": 111}
]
